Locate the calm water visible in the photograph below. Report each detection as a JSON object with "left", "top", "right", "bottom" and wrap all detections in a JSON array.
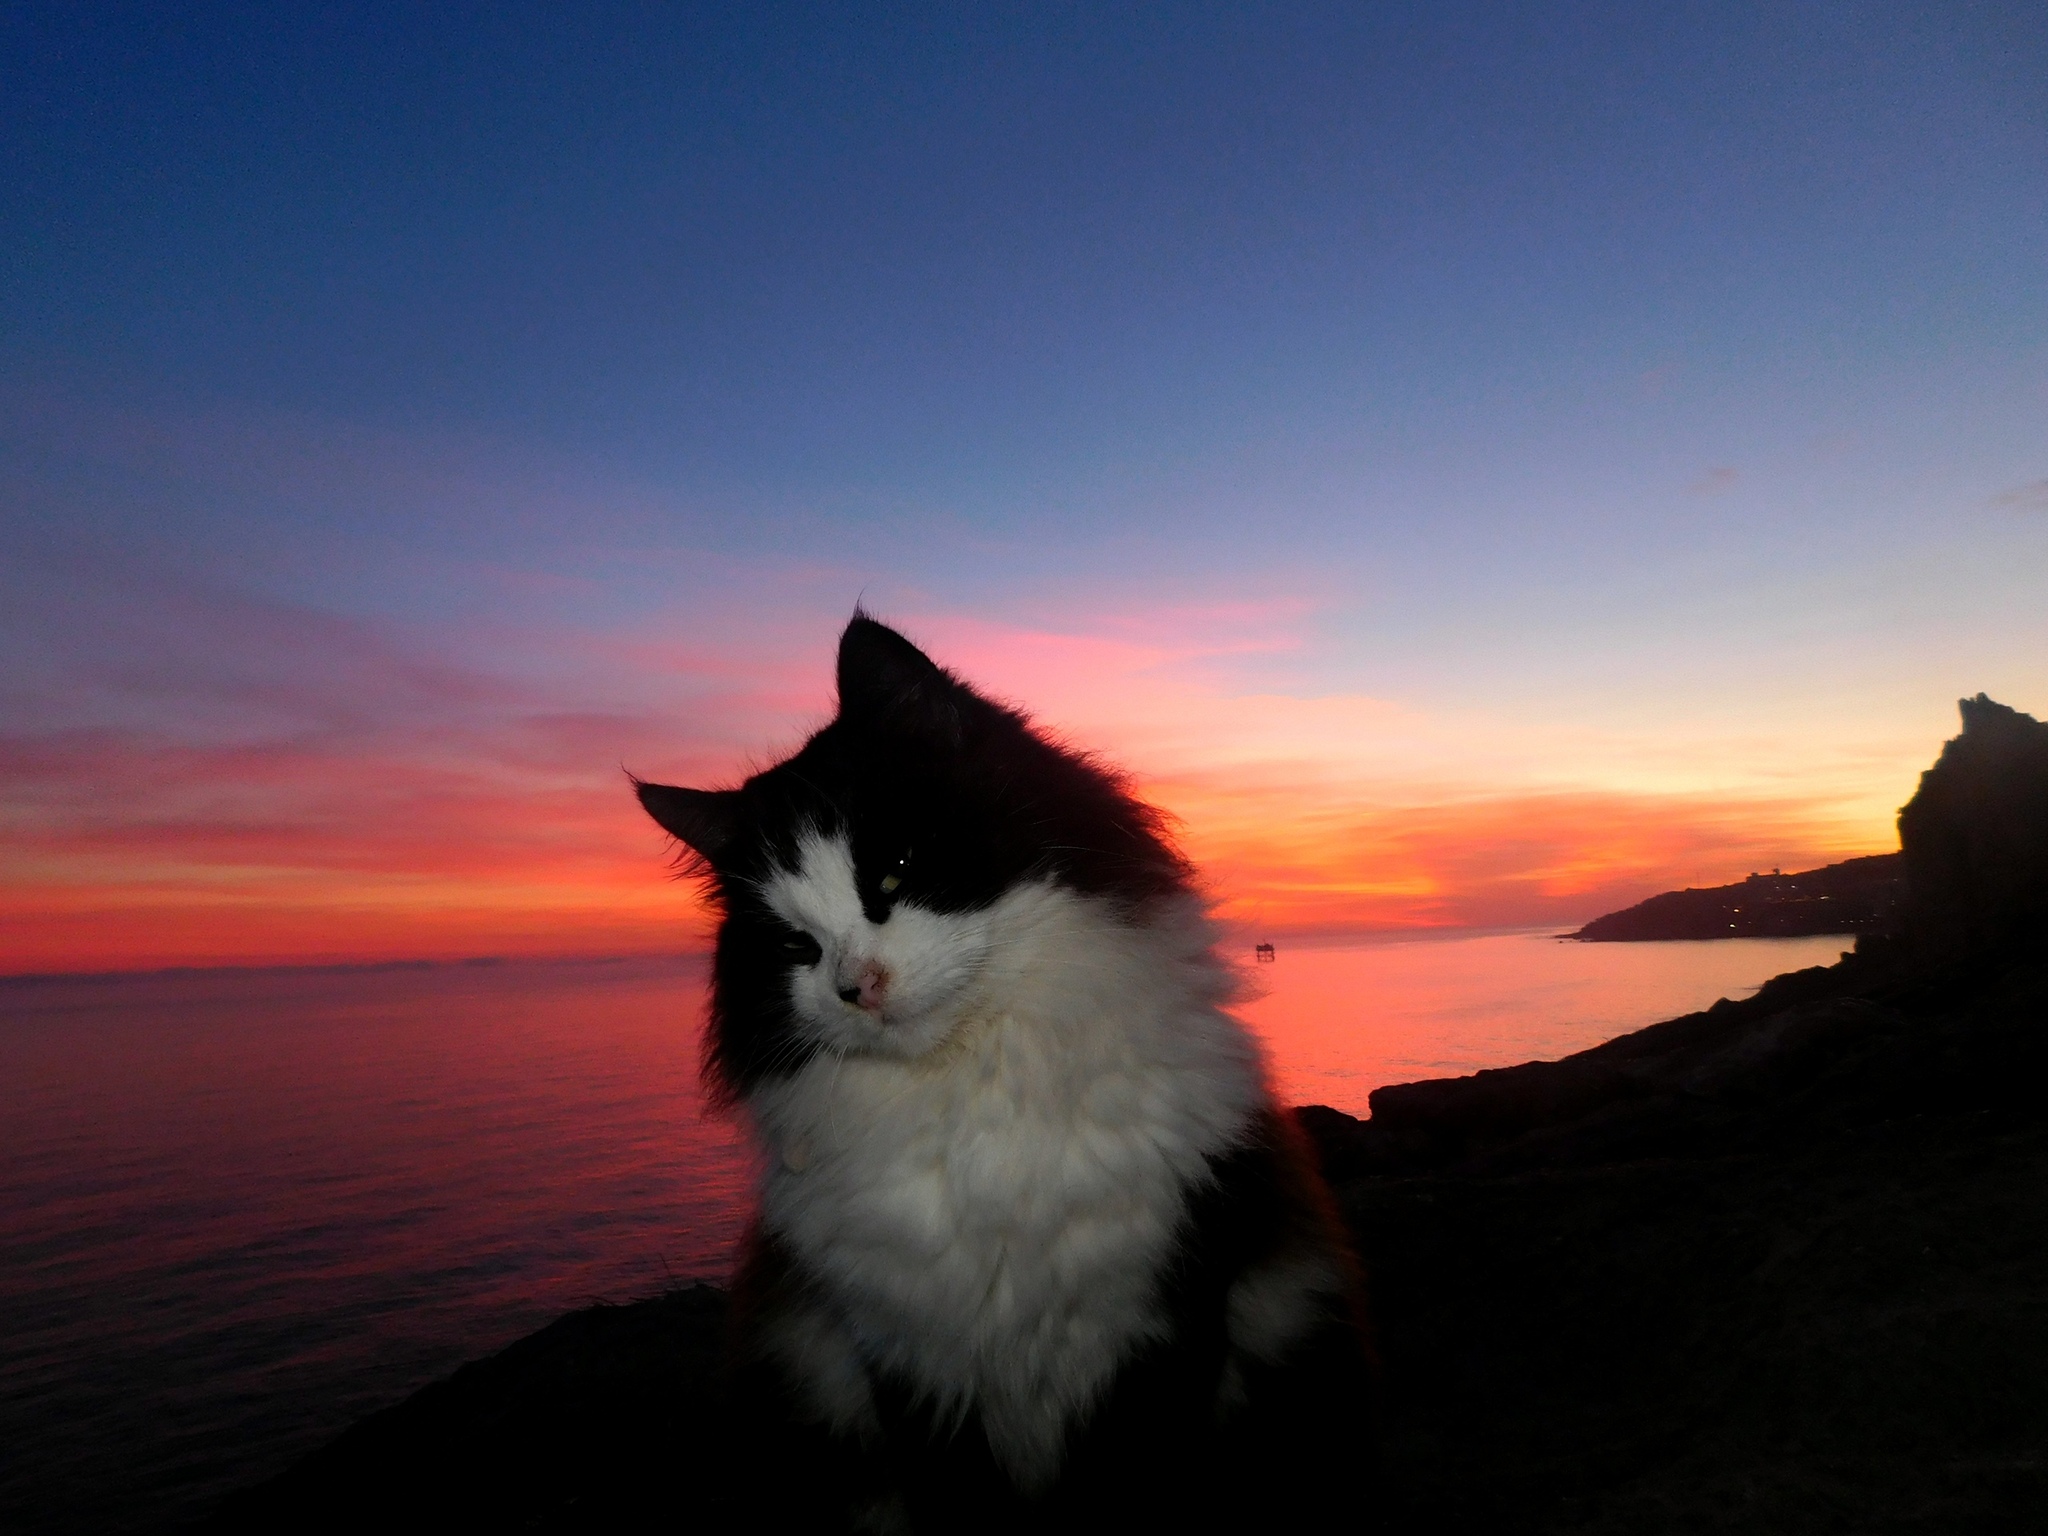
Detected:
[{"left": 0, "top": 933, "right": 1846, "bottom": 1534}]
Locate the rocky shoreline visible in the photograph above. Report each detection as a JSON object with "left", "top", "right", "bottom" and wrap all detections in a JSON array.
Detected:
[{"left": 200, "top": 698, "right": 2048, "bottom": 1532}]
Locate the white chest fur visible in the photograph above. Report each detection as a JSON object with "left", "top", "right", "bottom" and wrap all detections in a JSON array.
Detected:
[{"left": 746, "top": 878, "right": 1266, "bottom": 1489}]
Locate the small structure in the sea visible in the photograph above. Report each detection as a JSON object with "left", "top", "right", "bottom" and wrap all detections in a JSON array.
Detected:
[{"left": 1254, "top": 942, "right": 1276, "bottom": 963}]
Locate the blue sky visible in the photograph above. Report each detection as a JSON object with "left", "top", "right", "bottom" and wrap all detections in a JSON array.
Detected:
[{"left": 4, "top": 2, "right": 2045, "bottom": 967}]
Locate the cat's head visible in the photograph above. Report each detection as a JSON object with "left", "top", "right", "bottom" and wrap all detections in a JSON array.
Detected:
[{"left": 634, "top": 612, "right": 1190, "bottom": 1100}]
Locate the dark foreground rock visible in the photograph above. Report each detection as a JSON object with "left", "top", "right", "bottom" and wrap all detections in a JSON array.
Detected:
[
  {"left": 202, "top": 1285, "right": 736, "bottom": 1533},
  {"left": 1313, "top": 948, "right": 2048, "bottom": 1533},
  {"left": 1570, "top": 852, "right": 1904, "bottom": 941},
  {"left": 201, "top": 699, "right": 2048, "bottom": 1533}
]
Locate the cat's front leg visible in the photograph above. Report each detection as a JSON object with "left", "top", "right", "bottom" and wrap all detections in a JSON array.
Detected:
[
  {"left": 726, "top": 1235, "right": 908, "bottom": 1530},
  {"left": 754, "top": 1286, "right": 882, "bottom": 1443}
]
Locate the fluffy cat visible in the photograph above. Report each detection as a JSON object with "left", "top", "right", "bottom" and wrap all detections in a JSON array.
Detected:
[{"left": 635, "top": 614, "right": 1375, "bottom": 1532}]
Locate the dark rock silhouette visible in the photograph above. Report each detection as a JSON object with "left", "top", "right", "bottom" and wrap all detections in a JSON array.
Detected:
[
  {"left": 1895, "top": 693, "right": 2048, "bottom": 962},
  {"left": 200, "top": 1286, "right": 735, "bottom": 1532},
  {"left": 1570, "top": 853, "right": 1904, "bottom": 941},
  {"left": 199, "top": 697, "right": 2048, "bottom": 1533},
  {"left": 1306, "top": 952, "right": 2048, "bottom": 1533}
]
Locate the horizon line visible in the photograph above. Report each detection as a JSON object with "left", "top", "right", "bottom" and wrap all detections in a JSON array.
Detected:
[{"left": 0, "top": 914, "right": 1846, "bottom": 985}]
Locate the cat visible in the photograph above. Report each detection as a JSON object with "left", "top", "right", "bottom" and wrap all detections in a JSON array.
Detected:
[{"left": 635, "top": 613, "right": 1376, "bottom": 1532}]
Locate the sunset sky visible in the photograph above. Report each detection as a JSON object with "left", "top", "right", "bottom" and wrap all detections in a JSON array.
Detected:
[{"left": 5, "top": 3, "right": 2045, "bottom": 973}]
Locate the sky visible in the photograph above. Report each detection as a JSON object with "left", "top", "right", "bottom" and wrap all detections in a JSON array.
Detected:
[{"left": 4, "top": 2, "right": 2045, "bottom": 973}]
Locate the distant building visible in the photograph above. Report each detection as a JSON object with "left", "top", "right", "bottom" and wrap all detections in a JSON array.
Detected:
[{"left": 1254, "top": 943, "right": 1276, "bottom": 963}]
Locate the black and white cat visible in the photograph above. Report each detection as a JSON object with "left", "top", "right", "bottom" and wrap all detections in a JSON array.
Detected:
[{"left": 636, "top": 614, "right": 1374, "bottom": 1531}]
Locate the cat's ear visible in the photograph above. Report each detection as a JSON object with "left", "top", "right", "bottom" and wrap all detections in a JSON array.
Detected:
[
  {"left": 634, "top": 779, "right": 742, "bottom": 859},
  {"left": 836, "top": 613, "right": 964, "bottom": 744}
]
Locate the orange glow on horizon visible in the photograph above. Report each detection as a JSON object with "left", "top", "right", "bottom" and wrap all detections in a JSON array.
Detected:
[
  {"left": 1, "top": 608, "right": 1916, "bottom": 975},
  {"left": 2, "top": 766, "right": 1890, "bottom": 974}
]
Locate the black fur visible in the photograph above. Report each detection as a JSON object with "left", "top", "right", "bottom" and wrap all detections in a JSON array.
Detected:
[{"left": 635, "top": 611, "right": 1191, "bottom": 1104}]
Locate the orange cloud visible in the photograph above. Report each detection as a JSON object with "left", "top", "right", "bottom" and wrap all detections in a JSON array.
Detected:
[
  {"left": 0, "top": 723, "right": 710, "bottom": 973},
  {"left": 1159, "top": 772, "right": 1881, "bottom": 938}
]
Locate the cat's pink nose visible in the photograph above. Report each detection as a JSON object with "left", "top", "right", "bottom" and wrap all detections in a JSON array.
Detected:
[{"left": 836, "top": 961, "right": 890, "bottom": 1012}]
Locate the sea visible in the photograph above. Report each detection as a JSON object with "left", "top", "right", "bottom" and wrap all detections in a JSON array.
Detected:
[{"left": 0, "top": 931, "right": 1850, "bottom": 1534}]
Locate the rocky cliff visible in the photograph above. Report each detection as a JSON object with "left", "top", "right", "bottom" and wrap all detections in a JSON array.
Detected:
[{"left": 1895, "top": 693, "right": 2048, "bottom": 962}]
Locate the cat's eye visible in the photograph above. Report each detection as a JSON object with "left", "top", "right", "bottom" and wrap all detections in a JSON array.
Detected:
[
  {"left": 780, "top": 931, "right": 823, "bottom": 967},
  {"left": 879, "top": 847, "right": 911, "bottom": 895}
]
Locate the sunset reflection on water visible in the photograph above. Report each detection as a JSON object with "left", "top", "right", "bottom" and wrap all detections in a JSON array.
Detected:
[{"left": 0, "top": 956, "right": 746, "bottom": 1536}]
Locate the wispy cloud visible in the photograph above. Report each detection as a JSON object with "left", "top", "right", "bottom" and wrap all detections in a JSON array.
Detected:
[
  {"left": 0, "top": 562, "right": 736, "bottom": 971},
  {"left": 0, "top": 377, "right": 665, "bottom": 555},
  {"left": 1990, "top": 478, "right": 2048, "bottom": 514}
]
